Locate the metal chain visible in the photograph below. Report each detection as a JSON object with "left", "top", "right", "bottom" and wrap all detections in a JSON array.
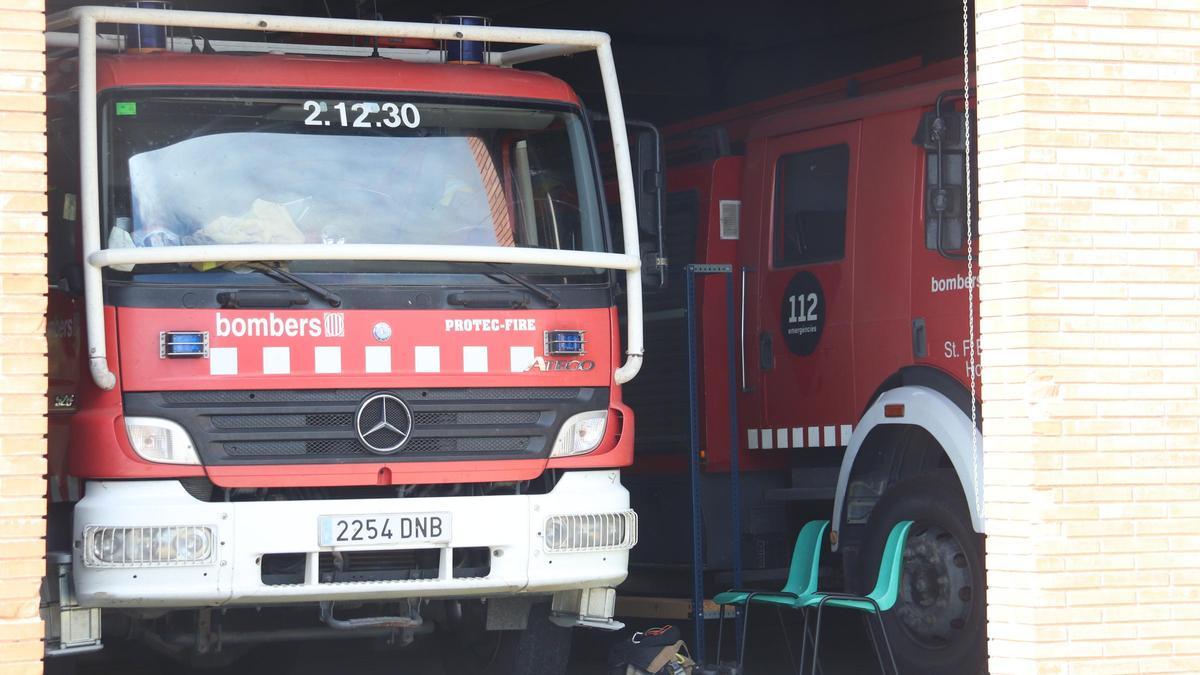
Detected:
[{"left": 963, "top": 0, "right": 982, "bottom": 522}]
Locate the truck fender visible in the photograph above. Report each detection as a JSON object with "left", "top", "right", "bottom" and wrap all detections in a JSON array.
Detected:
[{"left": 831, "top": 385, "right": 983, "bottom": 550}]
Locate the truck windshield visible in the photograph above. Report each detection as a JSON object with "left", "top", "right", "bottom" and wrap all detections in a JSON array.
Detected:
[{"left": 101, "top": 91, "right": 607, "bottom": 273}]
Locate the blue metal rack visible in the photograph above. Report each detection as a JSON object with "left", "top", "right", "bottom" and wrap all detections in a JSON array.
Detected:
[{"left": 684, "top": 263, "right": 742, "bottom": 663}]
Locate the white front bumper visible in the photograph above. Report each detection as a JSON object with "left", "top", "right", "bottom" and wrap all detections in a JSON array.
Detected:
[{"left": 72, "top": 470, "right": 633, "bottom": 608}]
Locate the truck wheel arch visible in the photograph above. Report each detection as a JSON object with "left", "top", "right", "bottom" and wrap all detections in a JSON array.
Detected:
[{"left": 832, "top": 382, "right": 983, "bottom": 550}]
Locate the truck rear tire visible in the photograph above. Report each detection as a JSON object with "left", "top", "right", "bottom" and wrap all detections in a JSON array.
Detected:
[{"left": 854, "top": 472, "right": 985, "bottom": 675}]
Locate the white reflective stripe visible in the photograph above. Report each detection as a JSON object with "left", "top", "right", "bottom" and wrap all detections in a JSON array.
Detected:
[
  {"left": 314, "top": 346, "right": 341, "bottom": 374},
  {"left": 414, "top": 346, "right": 440, "bottom": 373},
  {"left": 509, "top": 346, "right": 535, "bottom": 373},
  {"left": 463, "top": 346, "right": 488, "bottom": 373},
  {"left": 210, "top": 347, "right": 237, "bottom": 375},
  {"left": 755, "top": 423, "right": 854, "bottom": 448},
  {"left": 261, "top": 346, "right": 290, "bottom": 374},
  {"left": 67, "top": 476, "right": 82, "bottom": 501},
  {"left": 364, "top": 346, "right": 391, "bottom": 373}
]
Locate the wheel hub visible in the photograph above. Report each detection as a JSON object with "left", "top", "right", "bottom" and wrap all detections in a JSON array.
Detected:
[{"left": 894, "top": 523, "right": 974, "bottom": 649}]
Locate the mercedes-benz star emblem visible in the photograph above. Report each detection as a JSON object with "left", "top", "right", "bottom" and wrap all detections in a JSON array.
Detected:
[{"left": 354, "top": 393, "right": 413, "bottom": 454}]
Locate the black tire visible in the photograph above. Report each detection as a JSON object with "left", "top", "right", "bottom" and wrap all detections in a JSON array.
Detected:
[
  {"left": 505, "top": 603, "right": 573, "bottom": 675},
  {"left": 440, "top": 602, "right": 572, "bottom": 675},
  {"left": 855, "top": 472, "right": 986, "bottom": 675}
]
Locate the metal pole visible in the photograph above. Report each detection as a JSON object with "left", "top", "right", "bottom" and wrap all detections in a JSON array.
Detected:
[
  {"left": 684, "top": 263, "right": 735, "bottom": 664},
  {"left": 726, "top": 272, "right": 743, "bottom": 654},
  {"left": 595, "top": 39, "right": 645, "bottom": 384},
  {"left": 76, "top": 15, "right": 116, "bottom": 390},
  {"left": 684, "top": 266, "right": 706, "bottom": 660}
]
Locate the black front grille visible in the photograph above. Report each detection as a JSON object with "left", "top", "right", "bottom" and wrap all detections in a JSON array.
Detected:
[
  {"left": 319, "top": 549, "right": 442, "bottom": 583},
  {"left": 211, "top": 413, "right": 354, "bottom": 429},
  {"left": 125, "top": 387, "right": 607, "bottom": 465},
  {"left": 260, "top": 547, "right": 491, "bottom": 585}
]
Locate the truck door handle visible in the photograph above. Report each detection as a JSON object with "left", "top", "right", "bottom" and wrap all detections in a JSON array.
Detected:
[
  {"left": 912, "top": 318, "right": 928, "bottom": 358},
  {"left": 759, "top": 331, "right": 775, "bottom": 370}
]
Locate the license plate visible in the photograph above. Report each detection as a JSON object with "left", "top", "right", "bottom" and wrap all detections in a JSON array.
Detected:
[{"left": 318, "top": 513, "right": 451, "bottom": 548}]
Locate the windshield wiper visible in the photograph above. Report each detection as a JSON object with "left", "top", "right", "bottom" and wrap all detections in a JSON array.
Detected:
[
  {"left": 484, "top": 264, "right": 560, "bottom": 308},
  {"left": 247, "top": 262, "right": 342, "bottom": 308}
]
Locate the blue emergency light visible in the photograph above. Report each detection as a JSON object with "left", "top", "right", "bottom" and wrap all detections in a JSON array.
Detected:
[
  {"left": 160, "top": 331, "right": 209, "bottom": 359},
  {"left": 439, "top": 15, "right": 489, "bottom": 64},
  {"left": 119, "top": 1, "right": 172, "bottom": 52},
  {"left": 545, "top": 330, "right": 586, "bottom": 356}
]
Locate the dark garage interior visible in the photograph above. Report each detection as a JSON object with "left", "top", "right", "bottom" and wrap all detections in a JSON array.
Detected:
[
  {"left": 39, "top": 1, "right": 973, "bottom": 673},
  {"left": 48, "top": 0, "right": 969, "bottom": 125}
]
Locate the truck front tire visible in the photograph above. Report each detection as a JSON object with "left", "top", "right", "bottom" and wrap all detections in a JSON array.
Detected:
[
  {"left": 855, "top": 472, "right": 986, "bottom": 675},
  {"left": 505, "top": 602, "right": 573, "bottom": 675},
  {"left": 440, "top": 601, "right": 571, "bottom": 675}
]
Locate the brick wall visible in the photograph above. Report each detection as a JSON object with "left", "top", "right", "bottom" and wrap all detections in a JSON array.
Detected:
[
  {"left": 0, "top": 0, "right": 46, "bottom": 672},
  {"left": 976, "top": 1, "right": 1200, "bottom": 673}
]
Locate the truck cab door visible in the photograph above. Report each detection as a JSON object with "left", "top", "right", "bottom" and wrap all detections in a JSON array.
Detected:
[{"left": 749, "top": 122, "right": 860, "bottom": 457}]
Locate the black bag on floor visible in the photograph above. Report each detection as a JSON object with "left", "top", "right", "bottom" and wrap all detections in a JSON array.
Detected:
[{"left": 608, "top": 625, "right": 695, "bottom": 675}]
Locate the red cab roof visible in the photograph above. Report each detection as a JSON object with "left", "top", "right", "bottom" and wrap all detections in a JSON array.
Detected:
[{"left": 96, "top": 52, "right": 581, "bottom": 105}]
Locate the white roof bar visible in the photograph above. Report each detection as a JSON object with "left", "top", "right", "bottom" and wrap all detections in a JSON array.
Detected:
[
  {"left": 45, "top": 31, "right": 461, "bottom": 64},
  {"left": 48, "top": 6, "right": 644, "bottom": 389},
  {"left": 45, "top": 6, "right": 611, "bottom": 47},
  {"left": 90, "top": 245, "right": 639, "bottom": 271},
  {"left": 43, "top": 30, "right": 595, "bottom": 65},
  {"left": 497, "top": 43, "right": 595, "bottom": 66}
]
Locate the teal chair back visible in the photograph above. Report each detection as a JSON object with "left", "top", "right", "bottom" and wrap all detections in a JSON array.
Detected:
[
  {"left": 868, "top": 520, "right": 914, "bottom": 611},
  {"left": 781, "top": 520, "right": 829, "bottom": 597}
]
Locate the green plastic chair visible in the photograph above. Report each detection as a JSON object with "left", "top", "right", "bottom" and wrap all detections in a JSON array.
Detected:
[
  {"left": 808, "top": 520, "right": 914, "bottom": 675},
  {"left": 712, "top": 519, "right": 829, "bottom": 669}
]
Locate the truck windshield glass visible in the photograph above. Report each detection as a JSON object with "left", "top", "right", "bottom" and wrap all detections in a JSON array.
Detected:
[{"left": 102, "top": 92, "right": 606, "bottom": 273}]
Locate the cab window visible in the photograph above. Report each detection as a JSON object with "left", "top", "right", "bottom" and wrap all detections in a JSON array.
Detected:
[{"left": 773, "top": 144, "right": 849, "bottom": 267}]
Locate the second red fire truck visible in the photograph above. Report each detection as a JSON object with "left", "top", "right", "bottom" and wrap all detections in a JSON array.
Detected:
[{"left": 621, "top": 57, "right": 985, "bottom": 673}]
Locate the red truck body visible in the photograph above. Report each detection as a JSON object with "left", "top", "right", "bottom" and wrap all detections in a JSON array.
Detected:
[{"left": 622, "top": 57, "right": 985, "bottom": 674}]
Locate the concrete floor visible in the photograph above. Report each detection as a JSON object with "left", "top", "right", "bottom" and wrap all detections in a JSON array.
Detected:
[{"left": 54, "top": 609, "right": 876, "bottom": 675}]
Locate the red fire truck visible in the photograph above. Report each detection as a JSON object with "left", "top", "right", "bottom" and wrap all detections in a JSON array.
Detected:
[
  {"left": 621, "top": 57, "right": 984, "bottom": 673},
  {"left": 42, "top": 6, "right": 653, "bottom": 672}
]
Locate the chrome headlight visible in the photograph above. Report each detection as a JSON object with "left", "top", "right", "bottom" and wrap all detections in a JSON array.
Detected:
[
  {"left": 549, "top": 410, "right": 608, "bottom": 458},
  {"left": 543, "top": 511, "right": 638, "bottom": 552},
  {"left": 84, "top": 525, "right": 214, "bottom": 567},
  {"left": 124, "top": 417, "right": 200, "bottom": 465}
]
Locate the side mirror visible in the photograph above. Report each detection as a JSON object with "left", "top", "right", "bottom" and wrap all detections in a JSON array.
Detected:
[
  {"left": 914, "top": 92, "right": 969, "bottom": 259},
  {"left": 55, "top": 263, "right": 84, "bottom": 296},
  {"left": 593, "top": 113, "right": 667, "bottom": 289},
  {"left": 632, "top": 126, "right": 666, "bottom": 288}
]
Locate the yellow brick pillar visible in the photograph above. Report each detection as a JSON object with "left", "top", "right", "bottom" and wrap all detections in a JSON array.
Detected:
[
  {"left": 976, "top": 2, "right": 1200, "bottom": 672},
  {"left": 0, "top": 0, "right": 47, "bottom": 672}
]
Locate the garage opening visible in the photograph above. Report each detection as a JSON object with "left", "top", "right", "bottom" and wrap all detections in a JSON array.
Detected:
[{"left": 34, "top": 1, "right": 983, "bottom": 673}]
